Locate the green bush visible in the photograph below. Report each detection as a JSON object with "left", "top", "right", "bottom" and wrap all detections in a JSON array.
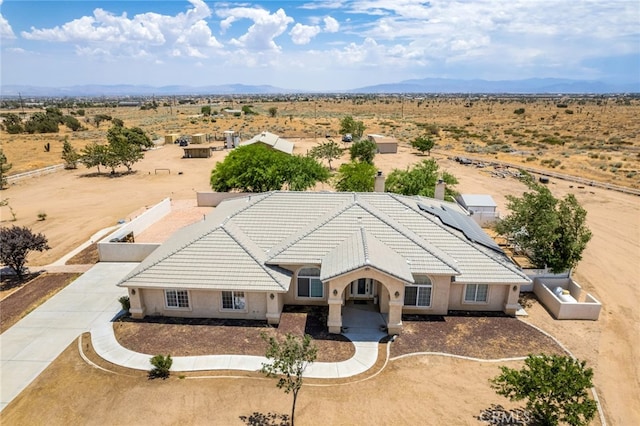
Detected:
[
  {"left": 119, "top": 295, "right": 130, "bottom": 312},
  {"left": 513, "top": 108, "right": 525, "bottom": 115},
  {"left": 149, "top": 354, "right": 172, "bottom": 379}
]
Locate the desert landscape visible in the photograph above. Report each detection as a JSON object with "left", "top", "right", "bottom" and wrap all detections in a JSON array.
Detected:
[{"left": 1, "top": 96, "right": 639, "bottom": 424}]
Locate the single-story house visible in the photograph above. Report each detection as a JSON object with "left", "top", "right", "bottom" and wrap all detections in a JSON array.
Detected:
[
  {"left": 456, "top": 194, "right": 499, "bottom": 226},
  {"left": 367, "top": 134, "right": 398, "bottom": 154},
  {"left": 119, "top": 191, "right": 530, "bottom": 334},
  {"left": 239, "top": 131, "right": 294, "bottom": 155}
]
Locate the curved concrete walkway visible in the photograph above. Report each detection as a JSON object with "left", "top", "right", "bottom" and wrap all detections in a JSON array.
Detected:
[{"left": 91, "top": 305, "right": 387, "bottom": 379}]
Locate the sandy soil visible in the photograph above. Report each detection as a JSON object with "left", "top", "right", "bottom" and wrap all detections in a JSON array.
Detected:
[{"left": 0, "top": 137, "right": 638, "bottom": 424}]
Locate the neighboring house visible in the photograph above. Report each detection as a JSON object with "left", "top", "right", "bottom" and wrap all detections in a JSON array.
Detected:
[
  {"left": 119, "top": 191, "right": 529, "bottom": 334},
  {"left": 239, "top": 131, "right": 294, "bottom": 155},
  {"left": 182, "top": 146, "right": 211, "bottom": 158},
  {"left": 367, "top": 134, "right": 398, "bottom": 154},
  {"left": 456, "top": 194, "right": 499, "bottom": 227}
]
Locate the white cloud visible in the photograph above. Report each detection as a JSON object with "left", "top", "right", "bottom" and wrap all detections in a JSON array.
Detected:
[
  {"left": 0, "top": 0, "right": 16, "bottom": 40},
  {"left": 217, "top": 7, "right": 293, "bottom": 51},
  {"left": 21, "top": 0, "right": 221, "bottom": 59},
  {"left": 290, "top": 23, "right": 321, "bottom": 45},
  {"left": 323, "top": 16, "right": 340, "bottom": 33},
  {"left": 299, "top": 1, "right": 346, "bottom": 10}
]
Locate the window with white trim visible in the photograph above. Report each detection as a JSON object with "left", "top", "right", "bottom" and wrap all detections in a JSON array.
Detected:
[
  {"left": 404, "top": 276, "right": 432, "bottom": 307},
  {"left": 464, "top": 284, "right": 488, "bottom": 303},
  {"left": 222, "top": 291, "right": 246, "bottom": 310},
  {"left": 165, "top": 289, "right": 189, "bottom": 308},
  {"left": 297, "top": 267, "right": 323, "bottom": 298}
]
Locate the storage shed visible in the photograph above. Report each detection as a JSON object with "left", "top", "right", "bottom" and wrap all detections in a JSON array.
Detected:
[
  {"left": 367, "top": 134, "right": 398, "bottom": 154},
  {"left": 183, "top": 146, "right": 212, "bottom": 158},
  {"left": 191, "top": 133, "right": 206, "bottom": 144},
  {"left": 164, "top": 134, "right": 179, "bottom": 144},
  {"left": 456, "top": 194, "right": 499, "bottom": 226}
]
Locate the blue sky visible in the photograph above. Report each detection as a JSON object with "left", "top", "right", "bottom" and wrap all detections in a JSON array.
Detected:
[{"left": 1, "top": 0, "right": 638, "bottom": 91}]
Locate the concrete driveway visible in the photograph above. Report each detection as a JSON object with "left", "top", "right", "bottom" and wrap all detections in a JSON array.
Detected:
[{"left": 0, "top": 262, "right": 137, "bottom": 411}]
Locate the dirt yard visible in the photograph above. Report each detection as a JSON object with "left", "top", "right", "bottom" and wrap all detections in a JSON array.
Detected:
[{"left": 0, "top": 99, "right": 638, "bottom": 424}]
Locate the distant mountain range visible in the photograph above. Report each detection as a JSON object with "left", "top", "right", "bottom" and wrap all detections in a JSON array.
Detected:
[{"left": 1, "top": 78, "right": 638, "bottom": 97}]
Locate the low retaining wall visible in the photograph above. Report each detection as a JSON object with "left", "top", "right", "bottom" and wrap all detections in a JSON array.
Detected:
[
  {"left": 98, "top": 198, "right": 171, "bottom": 262},
  {"left": 533, "top": 277, "right": 602, "bottom": 320},
  {"left": 197, "top": 191, "right": 247, "bottom": 207}
]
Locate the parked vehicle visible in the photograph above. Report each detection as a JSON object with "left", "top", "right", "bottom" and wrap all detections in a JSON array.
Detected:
[{"left": 342, "top": 133, "right": 353, "bottom": 142}]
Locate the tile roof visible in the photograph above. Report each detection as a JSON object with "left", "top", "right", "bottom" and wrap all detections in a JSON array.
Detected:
[
  {"left": 119, "top": 191, "right": 530, "bottom": 292},
  {"left": 320, "top": 228, "right": 415, "bottom": 283}
]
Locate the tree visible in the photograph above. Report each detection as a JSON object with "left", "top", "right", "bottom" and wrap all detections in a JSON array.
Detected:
[
  {"left": 340, "top": 115, "right": 365, "bottom": 139},
  {"left": 241, "top": 105, "right": 257, "bottom": 115},
  {"left": 385, "top": 159, "right": 458, "bottom": 200},
  {"left": 62, "top": 115, "right": 83, "bottom": 131},
  {"left": 261, "top": 333, "right": 318, "bottom": 426},
  {"left": 491, "top": 354, "right": 597, "bottom": 426},
  {"left": 410, "top": 134, "right": 435, "bottom": 156},
  {"left": 0, "top": 149, "right": 12, "bottom": 189},
  {"left": 93, "top": 114, "right": 112, "bottom": 128},
  {"left": 0, "top": 226, "right": 50, "bottom": 280},
  {"left": 24, "top": 112, "right": 59, "bottom": 134},
  {"left": 335, "top": 161, "right": 376, "bottom": 192},
  {"left": 0, "top": 113, "right": 24, "bottom": 134},
  {"left": 201, "top": 105, "right": 211, "bottom": 116},
  {"left": 309, "top": 141, "right": 344, "bottom": 170},
  {"left": 268, "top": 106, "right": 278, "bottom": 117},
  {"left": 349, "top": 139, "right": 377, "bottom": 164},
  {"left": 61, "top": 138, "right": 80, "bottom": 169},
  {"left": 108, "top": 136, "right": 143, "bottom": 173},
  {"left": 494, "top": 182, "right": 592, "bottom": 272},
  {"left": 80, "top": 143, "right": 110, "bottom": 173},
  {"left": 210, "top": 144, "right": 328, "bottom": 193}
]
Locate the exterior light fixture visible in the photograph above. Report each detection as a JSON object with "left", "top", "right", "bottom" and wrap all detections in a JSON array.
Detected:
[
  {"left": 512, "top": 285, "right": 518, "bottom": 292},
  {"left": 333, "top": 289, "right": 338, "bottom": 296},
  {"left": 131, "top": 289, "right": 136, "bottom": 295},
  {"left": 270, "top": 293, "right": 275, "bottom": 300},
  {"left": 395, "top": 291, "right": 400, "bottom": 298}
]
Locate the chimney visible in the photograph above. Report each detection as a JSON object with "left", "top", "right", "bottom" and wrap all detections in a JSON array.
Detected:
[
  {"left": 434, "top": 179, "right": 445, "bottom": 200},
  {"left": 374, "top": 170, "right": 385, "bottom": 193}
]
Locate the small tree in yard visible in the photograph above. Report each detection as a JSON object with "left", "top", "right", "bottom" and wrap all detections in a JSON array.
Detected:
[
  {"left": 0, "top": 226, "right": 50, "bottom": 280},
  {"left": 410, "top": 134, "right": 435, "bottom": 156},
  {"left": 349, "top": 139, "right": 377, "bottom": 164},
  {"left": 61, "top": 138, "right": 80, "bottom": 169},
  {"left": 149, "top": 354, "right": 172, "bottom": 379},
  {"left": 0, "top": 149, "right": 12, "bottom": 189},
  {"left": 494, "top": 181, "right": 592, "bottom": 273},
  {"left": 268, "top": 106, "right": 278, "bottom": 117},
  {"left": 309, "top": 140, "right": 344, "bottom": 170},
  {"left": 261, "top": 333, "right": 318, "bottom": 426},
  {"left": 491, "top": 354, "right": 597, "bottom": 426},
  {"left": 335, "top": 161, "right": 376, "bottom": 192}
]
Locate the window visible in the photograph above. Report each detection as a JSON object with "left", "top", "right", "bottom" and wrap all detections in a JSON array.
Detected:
[
  {"left": 404, "top": 276, "right": 432, "bottom": 307},
  {"left": 222, "top": 291, "right": 246, "bottom": 310},
  {"left": 464, "top": 284, "right": 488, "bottom": 303},
  {"left": 297, "top": 267, "right": 323, "bottom": 298},
  {"left": 165, "top": 289, "right": 189, "bottom": 308}
]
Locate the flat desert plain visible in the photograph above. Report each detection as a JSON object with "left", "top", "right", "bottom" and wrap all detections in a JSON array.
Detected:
[{"left": 0, "top": 97, "right": 639, "bottom": 424}]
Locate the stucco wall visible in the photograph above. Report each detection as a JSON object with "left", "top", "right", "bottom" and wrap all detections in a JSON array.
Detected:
[
  {"left": 402, "top": 275, "right": 451, "bottom": 315},
  {"left": 448, "top": 283, "right": 509, "bottom": 311},
  {"left": 533, "top": 278, "right": 601, "bottom": 320},
  {"left": 139, "top": 288, "right": 268, "bottom": 320},
  {"left": 98, "top": 197, "right": 171, "bottom": 262},
  {"left": 196, "top": 191, "right": 248, "bottom": 207}
]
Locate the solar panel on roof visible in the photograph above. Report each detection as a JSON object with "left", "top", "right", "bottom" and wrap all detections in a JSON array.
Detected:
[{"left": 417, "top": 202, "right": 504, "bottom": 254}]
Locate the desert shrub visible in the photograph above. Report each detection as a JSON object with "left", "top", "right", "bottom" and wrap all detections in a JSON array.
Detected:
[
  {"left": 37, "top": 212, "right": 47, "bottom": 221},
  {"left": 556, "top": 103, "right": 568, "bottom": 108},
  {"left": 119, "top": 295, "right": 130, "bottom": 312},
  {"left": 513, "top": 108, "right": 525, "bottom": 115},
  {"left": 626, "top": 171, "right": 637, "bottom": 178},
  {"left": 149, "top": 354, "right": 172, "bottom": 379},
  {"left": 565, "top": 109, "right": 574, "bottom": 114},
  {"left": 525, "top": 156, "right": 537, "bottom": 162},
  {"left": 541, "top": 159, "right": 562, "bottom": 168}
]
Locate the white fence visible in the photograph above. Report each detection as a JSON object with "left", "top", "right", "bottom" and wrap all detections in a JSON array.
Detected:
[
  {"left": 97, "top": 198, "right": 171, "bottom": 262},
  {"left": 7, "top": 164, "right": 65, "bottom": 182}
]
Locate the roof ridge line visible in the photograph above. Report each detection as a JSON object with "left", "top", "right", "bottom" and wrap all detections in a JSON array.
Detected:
[
  {"left": 117, "top": 224, "right": 225, "bottom": 285},
  {"left": 360, "top": 226, "right": 370, "bottom": 264},
  {"left": 356, "top": 197, "right": 461, "bottom": 274},
  {"left": 222, "top": 222, "right": 288, "bottom": 291},
  {"left": 266, "top": 196, "right": 355, "bottom": 260}
]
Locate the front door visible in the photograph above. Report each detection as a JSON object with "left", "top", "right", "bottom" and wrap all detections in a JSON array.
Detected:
[{"left": 350, "top": 278, "right": 374, "bottom": 299}]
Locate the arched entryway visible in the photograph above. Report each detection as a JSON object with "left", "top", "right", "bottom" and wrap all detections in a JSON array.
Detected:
[{"left": 326, "top": 269, "right": 406, "bottom": 335}]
